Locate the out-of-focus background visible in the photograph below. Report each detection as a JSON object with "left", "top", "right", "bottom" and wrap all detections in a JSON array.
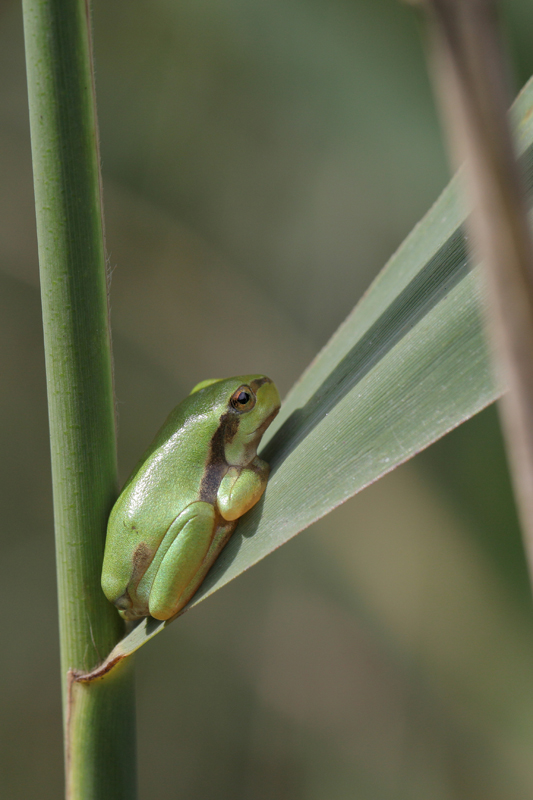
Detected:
[{"left": 3, "top": 0, "right": 533, "bottom": 797}]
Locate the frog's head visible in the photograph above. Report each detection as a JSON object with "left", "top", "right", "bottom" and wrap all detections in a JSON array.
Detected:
[{"left": 192, "top": 375, "right": 280, "bottom": 466}]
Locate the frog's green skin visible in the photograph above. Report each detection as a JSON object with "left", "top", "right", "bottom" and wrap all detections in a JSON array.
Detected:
[{"left": 101, "top": 375, "right": 280, "bottom": 621}]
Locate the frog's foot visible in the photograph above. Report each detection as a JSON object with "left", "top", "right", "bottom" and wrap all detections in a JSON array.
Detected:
[{"left": 114, "top": 591, "right": 140, "bottom": 620}]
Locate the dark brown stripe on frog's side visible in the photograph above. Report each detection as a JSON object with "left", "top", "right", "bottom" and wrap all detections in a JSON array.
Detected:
[
  {"left": 131, "top": 542, "right": 153, "bottom": 587},
  {"left": 198, "top": 409, "right": 240, "bottom": 504},
  {"left": 199, "top": 379, "right": 272, "bottom": 504},
  {"left": 113, "top": 540, "right": 155, "bottom": 618}
]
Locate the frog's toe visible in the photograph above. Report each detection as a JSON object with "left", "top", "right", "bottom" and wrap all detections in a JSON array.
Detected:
[{"left": 113, "top": 591, "right": 144, "bottom": 620}]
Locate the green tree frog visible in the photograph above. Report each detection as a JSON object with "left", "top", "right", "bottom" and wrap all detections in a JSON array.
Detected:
[{"left": 101, "top": 375, "right": 280, "bottom": 621}]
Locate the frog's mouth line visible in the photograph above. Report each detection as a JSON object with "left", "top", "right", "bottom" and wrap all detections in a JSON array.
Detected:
[{"left": 250, "top": 404, "right": 280, "bottom": 441}]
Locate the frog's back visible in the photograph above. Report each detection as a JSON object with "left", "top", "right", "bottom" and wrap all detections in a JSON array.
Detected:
[{"left": 113, "top": 396, "right": 221, "bottom": 549}]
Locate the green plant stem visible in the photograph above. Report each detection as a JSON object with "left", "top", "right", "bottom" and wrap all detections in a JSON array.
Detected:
[{"left": 22, "top": 0, "right": 136, "bottom": 797}]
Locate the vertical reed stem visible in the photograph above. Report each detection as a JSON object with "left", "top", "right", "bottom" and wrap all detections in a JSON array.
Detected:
[{"left": 22, "top": 0, "right": 137, "bottom": 796}]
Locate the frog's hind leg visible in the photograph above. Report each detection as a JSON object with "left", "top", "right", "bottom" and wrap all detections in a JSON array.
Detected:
[
  {"left": 166, "top": 517, "right": 236, "bottom": 616},
  {"left": 147, "top": 501, "right": 217, "bottom": 620}
]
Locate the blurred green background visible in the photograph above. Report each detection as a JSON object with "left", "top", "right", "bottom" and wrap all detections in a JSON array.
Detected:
[{"left": 3, "top": 0, "right": 533, "bottom": 797}]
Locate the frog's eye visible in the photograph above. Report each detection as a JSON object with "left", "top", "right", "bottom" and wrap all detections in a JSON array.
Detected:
[{"left": 230, "top": 386, "right": 256, "bottom": 412}]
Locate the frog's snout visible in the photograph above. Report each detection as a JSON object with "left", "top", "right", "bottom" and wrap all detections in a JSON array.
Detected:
[{"left": 256, "top": 378, "right": 281, "bottom": 419}]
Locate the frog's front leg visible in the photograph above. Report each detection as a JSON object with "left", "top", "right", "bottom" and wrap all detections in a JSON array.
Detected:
[
  {"left": 217, "top": 456, "right": 270, "bottom": 521},
  {"left": 147, "top": 501, "right": 216, "bottom": 620}
]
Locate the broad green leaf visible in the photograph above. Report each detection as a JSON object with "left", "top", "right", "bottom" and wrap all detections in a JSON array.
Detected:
[{"left": 81, "top": 76, "right": 533, "bottom": 679}]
